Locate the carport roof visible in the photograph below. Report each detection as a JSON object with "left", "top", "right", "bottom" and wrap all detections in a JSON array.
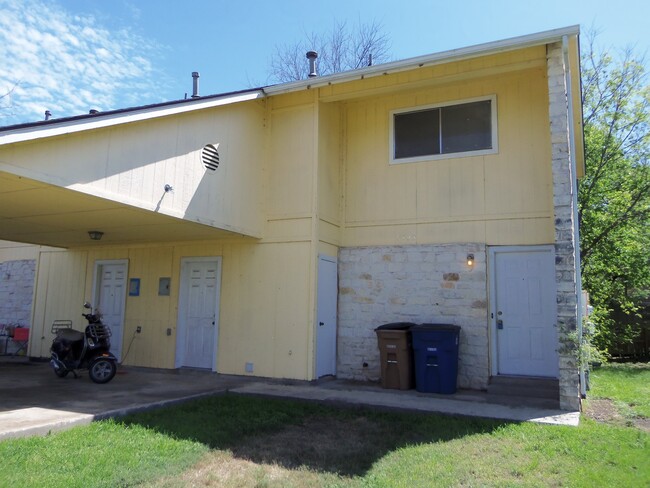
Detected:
[{"left": 0, "top": 171, "right": 252, "bottom": 248}]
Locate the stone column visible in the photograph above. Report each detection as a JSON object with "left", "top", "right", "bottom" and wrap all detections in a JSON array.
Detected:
[{"left": 547, "top": 41, "right": 581, "bottom": 411}]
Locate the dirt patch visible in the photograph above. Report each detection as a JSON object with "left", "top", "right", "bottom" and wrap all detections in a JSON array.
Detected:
[
  {"left": 584, "top": 398, "right": 650, "bottom": 432},
  {"left": 634, "top": 417, "right": 650, "bottom": 433}
]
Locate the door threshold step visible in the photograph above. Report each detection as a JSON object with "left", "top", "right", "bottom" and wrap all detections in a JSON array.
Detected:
[{"left": 488, "top": 376, "right": 559, "bottom": 401}]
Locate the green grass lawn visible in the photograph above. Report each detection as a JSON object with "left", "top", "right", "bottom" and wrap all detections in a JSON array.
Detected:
[
  {"left": 0, "top": 366, "right": 648, "bottom": 488},
  {"left": 588, "top": 362, "right": 650, "bottom": 418}
]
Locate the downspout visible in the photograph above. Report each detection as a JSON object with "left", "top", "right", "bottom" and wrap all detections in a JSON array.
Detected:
[{"left": 562, "top": 35, "right": 586, "bottom": 399}]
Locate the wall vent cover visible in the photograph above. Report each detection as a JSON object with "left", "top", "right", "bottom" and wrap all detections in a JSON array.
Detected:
[{"left": 201, "top": 144, "right": 220, "bottom": 171}]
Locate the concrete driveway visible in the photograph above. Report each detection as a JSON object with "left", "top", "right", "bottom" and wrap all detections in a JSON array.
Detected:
[
  {"left": 0, "top": 358, "right": 255, "bottom": 439},
  {"left": 0, "top": 357, "right": 580, "bottom": 440}
]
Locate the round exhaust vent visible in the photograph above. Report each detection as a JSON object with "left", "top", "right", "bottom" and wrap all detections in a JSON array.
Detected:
[{"left": 201, "top": 144, "right": 220, "bottom": 171}]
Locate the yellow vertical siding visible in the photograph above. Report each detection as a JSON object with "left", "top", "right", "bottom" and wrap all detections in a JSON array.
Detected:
[
  {"left": 266, "top": 102, "right": 315, "bottom": 218},
  {"left": 317, "top": 102, "right": 342, "bottom": 226},
  {"left": 219, "top": 241, "right": 312, "bottom": 379},
  {"left": 30, "top": 250, "right": 88, "bottom": 357},
  {"left": 342, "top": 64, "right": 554, "bottom": 246}
]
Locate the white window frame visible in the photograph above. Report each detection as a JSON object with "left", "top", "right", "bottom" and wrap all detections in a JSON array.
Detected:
[{"left": 389, "top": 95, "right": 498, "bottom": 165}]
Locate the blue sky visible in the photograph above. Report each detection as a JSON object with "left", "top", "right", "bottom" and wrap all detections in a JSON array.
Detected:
[{"left": 1, "top": 0, "right": 648, "bottom": 126}]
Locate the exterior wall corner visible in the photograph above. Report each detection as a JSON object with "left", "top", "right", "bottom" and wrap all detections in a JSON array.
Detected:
[{"left": 547, "top": 41, "right": 581, "bottom": 410}]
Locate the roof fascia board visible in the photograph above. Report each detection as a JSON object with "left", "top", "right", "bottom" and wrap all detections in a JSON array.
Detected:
[
  {"left": 264, "top": 25, "right": 580, "bottom": 96},
  {"left": 0, "top": 90, "right": 264, "bottom": 145}
]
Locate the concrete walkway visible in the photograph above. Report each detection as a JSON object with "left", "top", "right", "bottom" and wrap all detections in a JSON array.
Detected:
[{"left": 0, "top": 359, "right": 579, "bottom": 440}]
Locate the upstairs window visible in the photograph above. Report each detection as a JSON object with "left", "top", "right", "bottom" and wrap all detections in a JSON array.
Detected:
[{"left": 390, "top": 96, "right": 497, "bottom": 164}]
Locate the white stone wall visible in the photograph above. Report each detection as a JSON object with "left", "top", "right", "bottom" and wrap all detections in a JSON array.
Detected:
[
  {"left": 0, "top": 259, "right": 36, "bottom": 327},
  {"left": 337, "top": 243, "right": 488, "bottom": 390},
  {"left": 547, "top": 42, "right": 581, "bottom": 410}
]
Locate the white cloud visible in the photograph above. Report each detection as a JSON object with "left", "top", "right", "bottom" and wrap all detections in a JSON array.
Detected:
[{"left": 0, "top": 0, "right": 168, "bottom": 125}]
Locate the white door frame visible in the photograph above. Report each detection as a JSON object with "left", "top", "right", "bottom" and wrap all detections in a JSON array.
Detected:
[
  {"left": 488, "top": 245, "right": 557, "bottom": 377},
  {"left": 91, "top": 259, "right": 129, "bottom": 362},
  {"left": 175, "top": 256, "right": 222, "bottom": 371}
]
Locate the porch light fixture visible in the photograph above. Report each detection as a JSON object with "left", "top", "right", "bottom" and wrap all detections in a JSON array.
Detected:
[
  {"left": 88, "top": 231, "right": 104, "bottom": 241},
  {"left": 466, "top": 253, "right": 474, "bottom": 266}
]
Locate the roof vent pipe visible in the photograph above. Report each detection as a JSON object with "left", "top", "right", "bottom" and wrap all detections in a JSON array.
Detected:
[
  {"left": 44, "top": 110, "right": 51, "bottom": 120},
  {"left": 191, "top": 71, "right": 200, "bottom": 98},
  {"left": 306, "top": 51, "right": 318, "bottom": 78},
  {"left": 89, "top": 109, "right": 98, "bottom": 115}
]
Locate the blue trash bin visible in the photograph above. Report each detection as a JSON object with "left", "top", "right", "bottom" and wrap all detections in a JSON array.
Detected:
[{"left": 410, "top": 324, "right": 461, "bottom": 394}]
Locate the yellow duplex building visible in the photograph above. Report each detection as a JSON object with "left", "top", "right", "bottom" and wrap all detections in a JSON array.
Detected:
[{"left": 0, "top": 26, "right": 584, "bottom": 409}]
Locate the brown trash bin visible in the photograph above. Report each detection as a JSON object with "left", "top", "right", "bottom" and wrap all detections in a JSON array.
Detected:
[{"left": 375, "top": 322, "right": 415, "bottom": 390}]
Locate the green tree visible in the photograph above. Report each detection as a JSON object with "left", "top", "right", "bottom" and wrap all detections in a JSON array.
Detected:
[{"left": 579, "top": 35, "right": 650, "bottom": 355}]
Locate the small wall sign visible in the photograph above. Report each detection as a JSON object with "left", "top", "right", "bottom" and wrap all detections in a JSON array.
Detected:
[{"left": 129, "top": 278, "right": 141, "bottom": 296}]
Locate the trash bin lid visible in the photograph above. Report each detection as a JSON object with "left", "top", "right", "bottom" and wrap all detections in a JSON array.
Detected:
[
  {"left": 411, "top": 323, "right": 460, "bottom": 332},
  {"left": 375, "top": 322, "right": 417, "bottom": 331}
]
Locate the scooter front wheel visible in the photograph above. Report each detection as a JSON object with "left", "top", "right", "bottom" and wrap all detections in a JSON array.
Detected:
[
  {"left": 88, "top": 357, "right": 117, "bottom": 384},
  {"left": 50, "top": 358, "right": 69, "bottom": 378},
  {"left": 54, "top": 368, "right": 69, "bottom": 378}
]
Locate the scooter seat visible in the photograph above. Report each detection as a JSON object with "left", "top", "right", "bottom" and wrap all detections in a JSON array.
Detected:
[{"left": 57, "top": 329, "right": 85, "bottom": 342}]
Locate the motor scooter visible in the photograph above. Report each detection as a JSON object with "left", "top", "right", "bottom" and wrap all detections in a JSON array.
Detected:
[{"left": 50, "top": 303, "right": 117, "bottom": 384}]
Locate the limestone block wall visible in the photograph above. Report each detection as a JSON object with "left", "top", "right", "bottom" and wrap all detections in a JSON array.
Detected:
[
  {"left": 337, "top": 243, "right": 488, "bottom": 390},
  {"left": 547, "top": 42, "right": 581, "bottom": 411},
  {"left": 0, "top": 259, "right": 36, "bottom": 326}
]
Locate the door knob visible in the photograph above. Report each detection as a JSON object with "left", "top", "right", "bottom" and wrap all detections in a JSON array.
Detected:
[{"left": 319, "top": 322, "right": 324, "bottom": 326}]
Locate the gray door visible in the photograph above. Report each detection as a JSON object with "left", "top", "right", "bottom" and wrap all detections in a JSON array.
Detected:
[
  {"left": 316, "top": 255, "right": 337, "bottom": 378},
  {"left": 493, "top": 247, "right": 558, "bottom": 377}
]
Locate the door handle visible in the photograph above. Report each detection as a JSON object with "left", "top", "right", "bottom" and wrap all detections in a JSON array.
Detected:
[
  {"left": 319, "top": 322, "right": 325, "bottom": 326},
  {"left": 497, "top": 319, "right": 504, "bottom": 329}
]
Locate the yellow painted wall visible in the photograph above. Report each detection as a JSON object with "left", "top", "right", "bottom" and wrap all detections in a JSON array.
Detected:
[
  {"left": 30, "top": 250, "right": 88, "bottom": 357},
  {"left": 0, "top": 241, "right": 56, "bottom": 261},
  {"left": 317, "top": 101, "right": 342, "bottom": 249},
  {"left": 14, "top": 88, "right": 322, "bottom": 379},
  {"left": 0, "top": 102, "right": 266, "bottom": 237},
  {"left": 219, "top": 241, "right": 312, "bottom": 379},
  {"left": 341, "top": 62, "right": 554, "bottom": 247},
  {"left": 29, "top": 239, "right": 314, "bottom": 379},
  {"left": 266, "top": 97, "right": 315, "bottom": 219}
]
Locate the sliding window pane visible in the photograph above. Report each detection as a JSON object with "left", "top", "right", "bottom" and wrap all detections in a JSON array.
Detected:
[
  {"left": 394, "top": 109, "right": 440, "bottom": 159},
  {"left": 441, "top": 100, "right": 492, "bottom": 154}
]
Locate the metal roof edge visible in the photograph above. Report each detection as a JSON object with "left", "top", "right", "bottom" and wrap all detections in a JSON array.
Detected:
[
  {"left": 0, "top": 89, "right": 265, "bottom": 145},
  {"left": 264, "top": 25, "right": 581, "bottom": 95}
]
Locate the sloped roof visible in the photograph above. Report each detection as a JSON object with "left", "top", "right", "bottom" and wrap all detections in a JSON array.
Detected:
[{"left": 0, "top": 25, "right": 579, "bottom": 145}]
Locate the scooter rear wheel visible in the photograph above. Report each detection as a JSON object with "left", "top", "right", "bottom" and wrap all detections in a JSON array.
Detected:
[{"left": 88, "top": 357, "right": 117, "bottom": 384}]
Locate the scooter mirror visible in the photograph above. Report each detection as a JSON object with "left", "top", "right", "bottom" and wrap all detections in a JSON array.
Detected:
[{"left": 83, "top": 302, "right": 91, "bottom": 309}]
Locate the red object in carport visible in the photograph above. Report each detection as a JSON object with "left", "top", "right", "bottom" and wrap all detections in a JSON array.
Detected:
[{"left": 11, "top": 327, "right": 30, "bottom": 355}]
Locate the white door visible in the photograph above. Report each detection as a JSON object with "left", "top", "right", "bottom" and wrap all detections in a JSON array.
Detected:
[
  {"left": 491, "top": 247, "right": 558, "bottom": 377},
  {"left": 176, "top": 258, "right": 221, "bottom": 370},
  {"left": 96, "top": 261, "right": 127, "bottom": 361},
  {"left": 316, "top": 255, "right": 338, "bottom": 378}
]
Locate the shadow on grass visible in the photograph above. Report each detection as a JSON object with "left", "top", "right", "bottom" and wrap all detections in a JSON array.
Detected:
[{"left": 121, "top": 393, "right": 509, "bottom": 477}]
